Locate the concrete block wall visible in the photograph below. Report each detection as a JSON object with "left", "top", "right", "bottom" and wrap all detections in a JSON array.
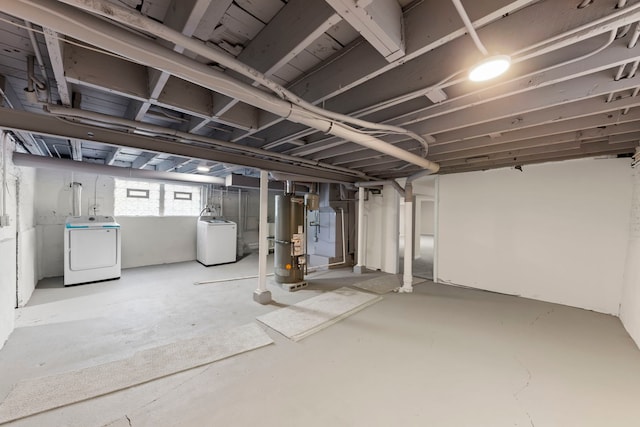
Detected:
[{"left": 0, "top": 134, "right": 37, "bottom": 350}]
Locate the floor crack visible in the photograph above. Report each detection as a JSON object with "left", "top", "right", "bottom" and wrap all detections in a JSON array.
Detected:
[
  {"left": 526, "top": 411, "right": 535, "bottom": 427},
  {"left": 513, "top": 364, "right": 532, "bottom": 398},
  {"left": 530, "top": 308, "right": 554, "bottom": 326},
  {"left": 513, "top": 358, "right": 535, "bottom": 427},
  {"left": 125, "top": 415, "right": 132, "bottom": 426}
]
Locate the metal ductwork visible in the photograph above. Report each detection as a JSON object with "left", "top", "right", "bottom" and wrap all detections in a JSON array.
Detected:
[{"left": 12, "top": 152, "right": 227, "bottom": 185}]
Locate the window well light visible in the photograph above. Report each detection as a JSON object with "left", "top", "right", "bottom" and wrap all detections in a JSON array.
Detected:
[{"left": 468, "top": 55, "right": 511, "bottom": 82}]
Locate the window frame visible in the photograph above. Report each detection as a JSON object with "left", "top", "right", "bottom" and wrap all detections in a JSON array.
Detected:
[{"left": 114, "top": 178, "right": 203, "bottom": 217}]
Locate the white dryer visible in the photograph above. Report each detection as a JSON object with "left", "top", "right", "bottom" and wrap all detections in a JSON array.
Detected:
[
  {"left": 64, "top": 215, "right": 121, "bottom": 286},
  {"left": 197, "top": 218, "right": 237, "bottom": 266}
]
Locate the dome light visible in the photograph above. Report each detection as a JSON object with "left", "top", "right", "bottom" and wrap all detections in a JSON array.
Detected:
[{"left": 469, "top": 55, "right": 511, "bottom": 82}]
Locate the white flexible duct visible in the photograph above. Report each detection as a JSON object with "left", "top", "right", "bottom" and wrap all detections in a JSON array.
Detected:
[
  {"left": 44, "top": 105, "right": 368, "bottom": 179},
  {"left": 10, "top": 0, "right": 438, "bottom": 173},
  {"left": 53, "top": 0, "right": 429, "bottom": 153}
]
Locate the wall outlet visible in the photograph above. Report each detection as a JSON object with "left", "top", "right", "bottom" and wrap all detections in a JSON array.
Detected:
[{"left": 0, "top": 215, "right": 10, "bottom": 227}]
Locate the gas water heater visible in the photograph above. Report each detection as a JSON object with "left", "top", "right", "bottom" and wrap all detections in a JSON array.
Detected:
[{"left": 273, "top": 183, "right": 319, "bottom": 291}]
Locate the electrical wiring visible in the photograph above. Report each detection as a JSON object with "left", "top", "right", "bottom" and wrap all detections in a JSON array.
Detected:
[{"left": 50, "top": 0, "right": 431, "bottom": 154}]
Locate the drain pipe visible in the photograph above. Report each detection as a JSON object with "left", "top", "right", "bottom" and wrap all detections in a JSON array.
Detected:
[
  {"left": 7, "top": 1, "right": 438, "bottom": 173},
  {"left": 24, "top": 21, "right": 50, "bottom": 102}
]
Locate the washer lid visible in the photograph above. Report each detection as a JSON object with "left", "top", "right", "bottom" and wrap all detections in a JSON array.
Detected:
[{"left": 65, "top": 215, "right": 120, "bottom": 228}]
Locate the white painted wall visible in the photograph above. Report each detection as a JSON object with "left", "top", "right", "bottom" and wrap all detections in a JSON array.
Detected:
[
  {"left": 35, "top": 169, "right": 115, "bottom": 278},
  {"left": 0, "top": 133, "right": 37, "bottom": 350},
  {"left": 363, "top": 184, "right": 399, "bottom": 273},
  {"left": 437, "top": 158, "right": 632, "bottom": 315},
  {"left": 34, "top": 169, "right": 267, "bottom": 277},
  {"left": 118, "top": 216, "right": 197, "bottom": 268},
  {"left": 621, "top": 167, "right": 640, "bottom": 348},
  {"left": 17, "top": 166, "right": 36, "bottom": 307},
  {"left": 420, "top": 201, "right": 434, "bottom": 235}
]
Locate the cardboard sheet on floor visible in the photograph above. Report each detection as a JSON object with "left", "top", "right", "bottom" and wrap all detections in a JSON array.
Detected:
[
  {"left": 0, "top": 323, "right": 273, "bottom": 424},
  {"left": 350, "top": 274, "right": 401, "bottom": 294},
  {"left": 256, "top": 287, "right": 382, "bottom": 341},
  {"left": 350, "top": 275, "right": 428, "bottom": 294}
]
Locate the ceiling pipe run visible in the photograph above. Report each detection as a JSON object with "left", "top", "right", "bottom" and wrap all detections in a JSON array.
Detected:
[
  {"left": 53, "top": 0, "right": 428, "bottom": 154},
  {"left": 0, "top": 107, "right": 361, "bottom": 183},
  {"left": 44, "top": 105, "right": 367, "bottom": 180},
  {"left": 7, "top": 0, "right": 439, "bottom": 173},
  {"left": 12, "top": 152, "right": 227, "bottom": 185}
]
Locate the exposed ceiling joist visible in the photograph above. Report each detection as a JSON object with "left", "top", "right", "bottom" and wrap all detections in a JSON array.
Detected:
[
  {"left": 0, "top": 107, "right": 364, "bottom": 182},
  {"left": 261, "top": 0, "right": 640, "bottom": 147},
  {"left": 190, "top": 0, "right": 341, "bottom": 132},
  {"left": 127, "top": 0, "right": 214, "bottom": 122},
  {"left": 324, "top": 0, "right": 404, "bottom": 62}
]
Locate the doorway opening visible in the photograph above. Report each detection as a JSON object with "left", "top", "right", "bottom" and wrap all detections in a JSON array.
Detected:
[{"left": 398, "top": 176, "right": 437, "bottom": 280}]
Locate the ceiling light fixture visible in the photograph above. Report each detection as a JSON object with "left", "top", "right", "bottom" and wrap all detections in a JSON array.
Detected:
[
  {"left": 468, "top": 54, "right": 511, "bottom": 82},
  {"left": 196, "top": 162, "right": 211, "bottom": 172},
  {"left": 450, "top": 0, "right": 510, "bottom": 82}
]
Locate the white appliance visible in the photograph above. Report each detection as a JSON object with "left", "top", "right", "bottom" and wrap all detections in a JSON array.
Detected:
[
  {"left": 64, "top": 215, "right": 121, "bottom": 286},
  {"left": 197, "top": 217, "right": 237, "bottom": 266}
]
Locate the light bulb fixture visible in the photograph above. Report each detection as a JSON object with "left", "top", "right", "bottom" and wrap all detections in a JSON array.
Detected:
[
  {"left": 468, "top": 54, "right": 511, "bottom": 82},
  {"left": 196, "top": 162, "right": 211, "bottom": 172}
]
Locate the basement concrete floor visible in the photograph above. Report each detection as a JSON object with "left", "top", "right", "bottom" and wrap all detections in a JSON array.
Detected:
[{"left": 1, "top": 253, "right": 640, "bottom": 426}]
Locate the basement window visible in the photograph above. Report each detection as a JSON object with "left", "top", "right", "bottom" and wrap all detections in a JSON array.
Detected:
[
  {"left": 115, "top": 180, "right": 160, "bottom": 216},
  {"left": 114, "top": 179, "right": 202, "bottom": 216},
  {"left": 164, "top": 184, "right": 201, "bottom": 216}
]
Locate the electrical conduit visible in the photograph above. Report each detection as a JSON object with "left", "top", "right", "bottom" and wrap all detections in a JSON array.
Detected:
[{"left": 8, "top": 0, "right": 439, "bottom": 173}]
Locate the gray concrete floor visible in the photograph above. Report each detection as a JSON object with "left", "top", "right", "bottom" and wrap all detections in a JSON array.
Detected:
[{"left": 1, "top": 253, "right": 640, "bottom": 426}]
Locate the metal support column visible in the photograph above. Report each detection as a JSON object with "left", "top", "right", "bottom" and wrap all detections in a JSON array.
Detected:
[
  {"left": 253, "top": 169, "right": 272, "bottom": 304},
  {"left": 399, "top": 182, "right": 414, "bottom": 292},
  {"left": 353, "top": 186, "right": 366, "bottom": 274}
]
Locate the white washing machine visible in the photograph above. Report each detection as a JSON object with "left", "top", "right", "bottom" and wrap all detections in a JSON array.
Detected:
[
  {"left": 64, "top": 215, "right": 121, "bottom": 286},
  {"left": 197, "top": 217, "right": 237, "bottom": 266}
]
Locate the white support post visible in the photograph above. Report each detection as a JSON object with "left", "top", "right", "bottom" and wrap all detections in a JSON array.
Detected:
[
  {"left": 254, "top": 169, "right": 272, "bottom": 304},
  {"left": 400, "top": 183, "right": 414, "bottom": 292},
  {"left": 353, "top": 186, "right": 366, "bottom": 274}
]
